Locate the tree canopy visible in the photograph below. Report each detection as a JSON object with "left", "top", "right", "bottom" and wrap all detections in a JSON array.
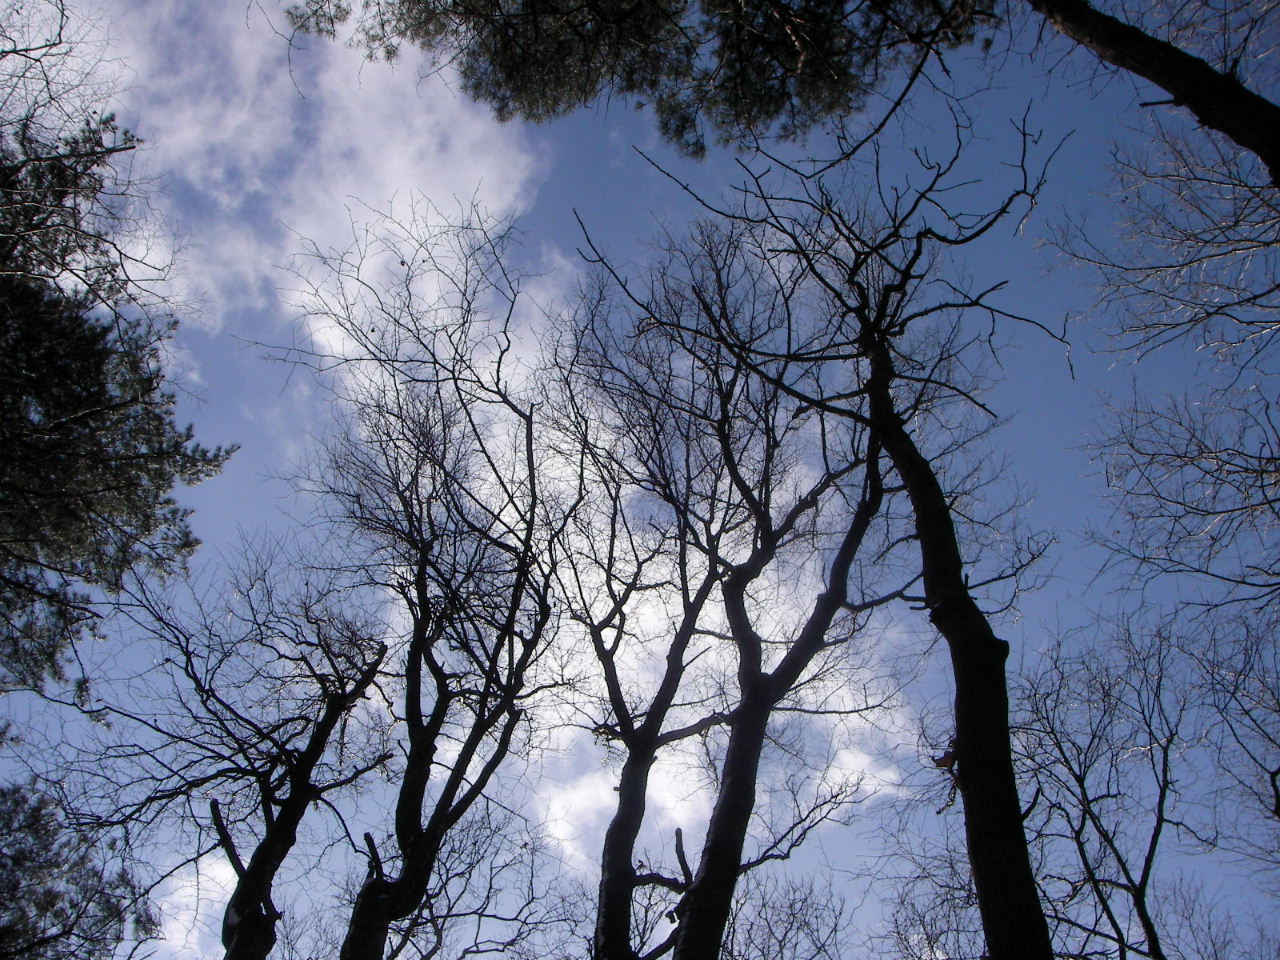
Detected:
[
  {"left": 0, "top": 272, "right": 226, "bottom": 687},
  {"left": 0, "top": 3, "right": 230, "bottom": 687},
  {"left": 291, "top": 0, "right": 1280, "bottom": 178},
  {"left": 0, "top": 8, "right": 229, "bottom": 959},
  {"left": 0, "top": 782, "right": 154, "bottom": 960},
  {"left": 288, "top": 0, "right": 976, "bottom": 155},
  {"left": 6, "top": 2, "right": 1280, "bottom": 960}
]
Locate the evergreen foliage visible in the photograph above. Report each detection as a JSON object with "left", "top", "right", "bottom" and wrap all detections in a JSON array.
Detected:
[
  {"left": 289, "top": 0, "right": 972, "bottom": 155},
  {"left": 0, "top": 272, "right": 227, "bottom": 688},
  {"left": 0, "top": 783, "right": 154, "bottom": 960}
]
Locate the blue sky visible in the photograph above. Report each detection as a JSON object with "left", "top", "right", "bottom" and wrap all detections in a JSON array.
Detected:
[
  {"left": 53, "top": 0, "right": 1250, "bottom": 954},
  {"left": 90, "top": 0, "right": 1128, "bottom": 558}
]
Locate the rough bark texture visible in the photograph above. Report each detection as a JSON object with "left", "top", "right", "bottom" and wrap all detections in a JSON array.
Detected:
[
  {"left": 1024, "top": 0, "right": 1280, "bottom": 184},
  {"left": 863, "top": 337, "right": 1053, "bottom": 960}
]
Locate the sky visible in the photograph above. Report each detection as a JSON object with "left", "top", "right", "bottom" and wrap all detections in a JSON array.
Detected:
[
  {"left": 28, "top": 0, "right": 1249, "bottom": 955},
  {"left": 89, "top": 0, "right": 1133, "bottom": 575}
]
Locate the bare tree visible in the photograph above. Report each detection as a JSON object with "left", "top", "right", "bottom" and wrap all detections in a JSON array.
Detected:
[
  {"left": 1017, "top": 628, "right": 1198, "bottom": 960},
  {"left": 1185, "top": 610, "right": 1280, "bottom": 882},
  {"left": 1098, "top": 389, "right": 1280, "bottom": 605},
  {"left": 290, "top": 204, "right": 575, "bottom": 960},
  {"left": 545, "top": 212, "right": 913, "bottom": 960},
  {"left": 1052, "top": 5, "right": 1280, "bottom": 620},
  {"left": 721, "top": 872, "right": 854, "bottom": 960},
  {"left": 879, "top": 615, "right": 1280, "bottom": 960},
  {"left": 44, "top": 552, "right": 391, "bottom": 960},
  {"left": 622, "top": 126, "right": 1057, "bottom": 959}
]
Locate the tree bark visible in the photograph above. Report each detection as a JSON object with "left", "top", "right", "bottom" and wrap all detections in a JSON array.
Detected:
[
  {"left": 594, "top": 744, "right": 658, "bottom": 960},
  {"left": 338, "top": 845, "right": 437, "bottom": 960},
  {"left": 863, "top": 337, "right": 1053, "bottom": 960},
  {"left": 670, "top": 697, "right": 771, "bottom": 960},
  {"left": 1023, "top": 0, "right": 1280, "bottom": 185}
]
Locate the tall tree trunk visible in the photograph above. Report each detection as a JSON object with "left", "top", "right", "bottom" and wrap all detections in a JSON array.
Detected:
[
  {"left": 1022, "top": 0, "right": 1280, "bottom": 184},
  {"left": 671, "top": 463, "right": 884, "bottom": 959},
  {"left": 670, "top": 697, "right": 772, "bottom": 960},
  {"left": 219, "top": 819, "right": 288, "bottom": 960},
  {"left": 594, "top": 744, "right": 658, "bottom": 960},
  {"left": 863, "top": 337, "right": 1053, "bottom": 960}
]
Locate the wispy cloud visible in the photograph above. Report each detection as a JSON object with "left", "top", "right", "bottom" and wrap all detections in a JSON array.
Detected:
[{"left": 90, "top": 0, "right": 544, "bottom": 333}]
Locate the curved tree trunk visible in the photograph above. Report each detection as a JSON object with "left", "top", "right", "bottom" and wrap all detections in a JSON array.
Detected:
[{"left": 863, "top": 336, "right": 1053, "bottom": 960}]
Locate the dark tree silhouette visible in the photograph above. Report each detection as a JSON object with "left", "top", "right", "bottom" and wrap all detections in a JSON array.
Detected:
[
  {"left": 0, "top": 7, "right": 228, "bottom": 960},
  {"left": 290, "top": 207, "right": 575, "bottom": 960},
  {"left": 0, "top": 0, "right": 229, "bottom": 690},
  {"left": 0, "top": 782, "right": 154, "bottom": 960},
  {"left": 0, "top": 273, "right": 226, "bottom": 689},
  {"left": 626, "top": 133, "right": 1056, "bottom": 959},
  {"left": 552, "top": 219, "right": 908, "bottom": 959},
  {"left": 289, "top": 0, "right": 1280, "bottom": 179}
]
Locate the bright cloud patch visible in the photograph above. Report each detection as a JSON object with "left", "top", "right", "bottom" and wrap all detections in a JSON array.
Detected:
[
  {"left": 540, "top": 767, "right": 620, "bottom": 869},
  {"left": 153, "top": 856, "right": 238, "bottom": 960},
  {"left": 88, "top": 0, "right": 544, "bottom": 333}
]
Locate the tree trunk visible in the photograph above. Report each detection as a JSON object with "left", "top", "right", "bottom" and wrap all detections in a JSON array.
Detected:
[
  {"left": 222, "top": 654, "right": 384, "bottom": 960},
  {"left": 671, "top": 696, "right": 772, "bottom": 960},
  {"left": 863, "top": 339, "right": 1053, "bottom": 960},
  {"left": 221, "top": 833, "right": 288, "bottom": 960},
  {"left": 1023, "top": 0, "right": 1280, "bottom": 184},
  {"left": 338, "top": 831, "right": 442, "bottom": 960},
  {"left": 338, "top": 878, "right": 396, "bottom": 960},
  {"left": 594, "top": 744, "right": 658, "bottom": 960}
]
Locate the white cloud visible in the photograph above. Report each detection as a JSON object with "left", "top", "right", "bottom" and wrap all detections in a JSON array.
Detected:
[
  {"left": 647, "top": 745, "right": 716, "bottom": 832},
  {"left": 152, "top": 856, "right": 238, "bottom": 960},
  {"left": 86, "top": 0, "right": 546, "bottom": 334},
  {"left": 57, "top": 0, "right": 556, "bottom": 536},
  {"left": 539, "top": 767, "right": 619, "bottom": 870},
  {"left": 825, "top": 744, "right": 904, "bottom": 795}
]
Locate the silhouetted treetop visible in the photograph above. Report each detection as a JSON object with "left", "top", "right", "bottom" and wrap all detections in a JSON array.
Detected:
[
  {"left": 0, "top": 273, "right": 229, "bottom": 687},
  {"left": 0, "top": 272, "right": 227, "bottom": 691},
  {"left": 291, "top": 0, "right": 1280, "bottom": 180},
  {"left": 288, "top": 0, "right": 978, "bottom": 155},
  {"left": 0, "top": 3, "right": 233, "bottom": 689}
]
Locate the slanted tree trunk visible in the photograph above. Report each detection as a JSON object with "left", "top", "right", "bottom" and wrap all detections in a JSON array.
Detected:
[
  {"left": 1023, "top": 0, "right": 1280, "bottom": 184},
  {"left": 862, "top": 333, "right": 1053, "bottom": 960},
  {"left": 671, "top": 452, "right": 885, "bottom": 960},
  {"left": 670, "top": 696, "right": 772, "bottom": 960}
]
